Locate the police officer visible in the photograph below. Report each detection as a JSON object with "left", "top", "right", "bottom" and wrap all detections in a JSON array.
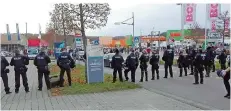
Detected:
[
  {"left": 205, "top": 46, "right": 213, "bottom": 77},
  {"left": 34, "top": 48, "right": 51, "bottom": 91},
  {"left": 139, "top": 50, "right": 150, "bottom": 82},
  {"left": 135, "top": 49, "right": 140, "bottom": 58},
  {"left": 211, "top": 46, "right": 216, "bottom": 72},
  {"left": 111, "top": 49, "right": 124, "bottom": 83},
  {"left": 1, "top": 55, "right": 11, "bottom": 94},
  {"left": 218, "top": 49, "right": 227, "bottom": 70},
  {"left": 124, "top": 49, "right": 139, "bottom": 82},
  {"left": 189, "top": 47, "right": 197, "bottom": 75},
  {"left": 10, "top": 49, "right": 30, "bottom": 93},
  {"left": 149, "top": 49, "right": 160, "bottom": 80},
  {"left": 162, "top": 45, "right": 174, "bottom": 78},
  {"left": 177, "top": 51, "right": 188, "bottom": 77},
  {"left": 57, "top": 48, "right": 75, "bottom": 87},
  {"left": 193, "top": 48, "right": 204, "bottom": 84}
]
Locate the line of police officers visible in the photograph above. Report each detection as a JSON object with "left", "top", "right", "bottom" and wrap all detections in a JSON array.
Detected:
[
  {"left": 1, "top": 48, "right": 75, "bottom": 94},
  {"left": 111, "top": 45, "right": 230, "bottom": 85}
]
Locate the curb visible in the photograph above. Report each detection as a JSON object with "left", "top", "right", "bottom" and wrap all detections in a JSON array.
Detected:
[{"left": 141, "top": 86, "right": 219, "bottom": 110}]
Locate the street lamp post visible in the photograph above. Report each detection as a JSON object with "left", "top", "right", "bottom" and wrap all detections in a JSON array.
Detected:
[
  {"left": 115, "top": 12, "right": 135, "bottom": 47},
  {"left": 177, "top": 3, "right": 184, "bottom": 45}
]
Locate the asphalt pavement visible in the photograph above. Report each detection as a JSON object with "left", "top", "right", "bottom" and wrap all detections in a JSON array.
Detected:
[{"left": 85, "top": 47, "right": 230, "bottom": 110}]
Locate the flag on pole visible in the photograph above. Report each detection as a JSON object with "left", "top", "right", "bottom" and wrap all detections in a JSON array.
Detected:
[
  {"left": 202, "top": 40, "right": 208, "bottom": 50},
  {"left": 6, "top": 24, "right": 11, "bottom": 41},
  {"left": 16, "top": 23, "right": 20, "bottom": 40},
  {"left": 38, "top": 24, "right": 41, "bottom": 39},
  {"left": 183, "top": 4, "right": 197, "bottom": 25}
]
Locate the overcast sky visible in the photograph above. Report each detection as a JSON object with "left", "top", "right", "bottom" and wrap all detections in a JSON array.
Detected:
[{"left": 0, "top": 0, "right": 230, "bottom": 36}]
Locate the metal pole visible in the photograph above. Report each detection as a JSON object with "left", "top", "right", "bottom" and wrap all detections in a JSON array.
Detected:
[
  {"left": 181, "top": 4, "right": 184, "bottom": 44},
  {"left": 26, "top": 22, "right": 27, "bottom": 49},
  {"left": 204, "top": 4, "right": 208, "bottom": 49},
  {"left": 132, "top": 12, "right": 134, "bottom": 48},
  {"left": 158, "top": 31, "right": 160, "bottom": 50},
  {"left": 61, "top": 5, "right": 67, "bottom": 48}
]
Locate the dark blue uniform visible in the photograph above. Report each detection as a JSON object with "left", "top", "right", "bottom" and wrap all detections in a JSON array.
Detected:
[
  {"left": 34, "top": 52, "right": 51, "bottom": 90},
  {"left": 218, "top": 51, "right": 227, "bottom": 70},
  {"left": 149, "top": 53, "right": 160, "bottom": 80},
  {"left": 177, "top": 54, "right": 188, "bottom": 77},
  {"left": 139, "top": 53, "right": 149, "bottom": 82},
  {"left": 124, "top": 52, "right": 139, "bottom": 82},
  {"left": 10, "top": 54, "right": 29, "bottom": 93},
  {"left": 1, "top": 56, "right": 11, "bottom": 94},
  {"left": 111, "top": 53, "right": 124, "bottom": 82},
  {"left": 189, "top": 49, "right": 196, "bottom": 75},
  {"left": 193, "top": 51, "right": 204, "bottom": 84},
  {"left": 162, "top": 48, "right": 174, "bottom": 78},
  {"left": 205, "top": 47, "right": 213, "bottom": 77},
  {"left": 57, "top": 52, "right": 75, "bottom": 87}
]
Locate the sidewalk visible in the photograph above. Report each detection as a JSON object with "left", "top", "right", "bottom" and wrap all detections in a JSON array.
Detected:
[{"left": 1, "top": 88, "right": 201, "bottom": 110}]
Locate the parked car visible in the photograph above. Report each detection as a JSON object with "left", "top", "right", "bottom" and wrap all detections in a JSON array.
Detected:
[{"left": 104, "top": 53, "right": 115, "bottom": 68}]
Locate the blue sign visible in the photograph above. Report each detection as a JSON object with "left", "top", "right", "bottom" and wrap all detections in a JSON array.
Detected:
[
  {"left": 134, "top": 36, "right": 139, "bottom": 43},
  {"left": 54, "top": 42, "right": 65, "bottom": 59},
  {"left": 87, "top": 56, "right": 104, "bottom": 83},
  {"left": 75, "top": 38, "right": 82, "bottom": 46},
  {"left": 93, "top": 40, "right": 99, "bottom": 45}
]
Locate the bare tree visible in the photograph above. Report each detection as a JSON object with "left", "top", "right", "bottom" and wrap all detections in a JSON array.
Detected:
[
  {"left": 49, "top": 3, "right": 78, "bottom": 46},
  {"left": 188, "top": 22, "right": 204, "bottom": 44},
  {"left": 216, "top": 10, "right": 230, "bottom": 44},
  {"left": 48, "top": 3, "right": 111, "bottom": 80}
]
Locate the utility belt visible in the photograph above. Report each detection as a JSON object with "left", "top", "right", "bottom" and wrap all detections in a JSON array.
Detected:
[
  {"left": 14, "top": 66, "right": 27, "bottom": 73},
  {"left": 37, "top": 65, "right": 50, "bottom": 73},
  {"left": 1, "top": 68, "right": 10, "bottom": 74},
  {"left": 59, "top": 62, "right": 70, "bottom": 70}
]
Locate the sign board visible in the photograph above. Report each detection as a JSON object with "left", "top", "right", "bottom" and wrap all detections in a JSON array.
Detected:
[
  {"left": 87, "top": 56, "right": 104, "bottom": 83},
  {"left": 75, "top": 38, "right": 82, "bottom": 47},
  {"left": 134, "top": 36, "right": 139, "bottom": 43},
  {"left": 54, "top": 42, "right": 65, "bottom": 59},
  {"left": 208, "top": 32, "right": 222, "bottom": 39},
  {"left": 93, "top": 40, "right": 99, "bottom": 45}
]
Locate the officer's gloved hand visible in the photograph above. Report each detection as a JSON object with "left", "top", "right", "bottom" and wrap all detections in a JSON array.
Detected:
[{"left": 4, "top": 69, "right": 10, "bottom": 73}]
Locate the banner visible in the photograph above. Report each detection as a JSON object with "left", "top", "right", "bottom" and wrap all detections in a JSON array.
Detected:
[
  {"left": 183, "top": 4, "right": 197, "bottom": 24},
  {"left": 224, "top": 18, "right": 230, "bottom": 33},
  {"left": 38, "top": 24, "right": 41, "bottom": 39},
  {"left": 207, "top": 4, "right": 221, "bottom": 19},
  {"left": 16, "top": 23, "right": 20, "bottom": 40},
  {"left": 166, "top": 30, "right": 191, "bottom": 41},
  {"left": 210, "top": 19, "right": 217, "bottom": 32},
  {"left": 87, "top": 56, "right": 104, "bottom": 83},
  {"left": 6, "top": 24, "right": 11, "bottom": 41}
]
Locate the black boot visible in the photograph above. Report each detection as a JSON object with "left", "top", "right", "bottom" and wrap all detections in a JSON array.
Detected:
[
  {"left": 5, "top": 88, "right": 11, "bottom": 94},
  {"left": 112, "top": 78, "right": 116, "bottom": 83},
  {"left": 157, "top": 73, "right": 159, "bottom": 80},
  {"left": 200, "top": 79, "right": 203, "bottom": 84},
  {"left": 5, "top": 90, "right": 12, "bottom": 94},
  {"left": 193, "top": 82, "right": 199, "bottom": 85},
  {"left": 15, "top": 89, "right": 19, "bottom": 93}
]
